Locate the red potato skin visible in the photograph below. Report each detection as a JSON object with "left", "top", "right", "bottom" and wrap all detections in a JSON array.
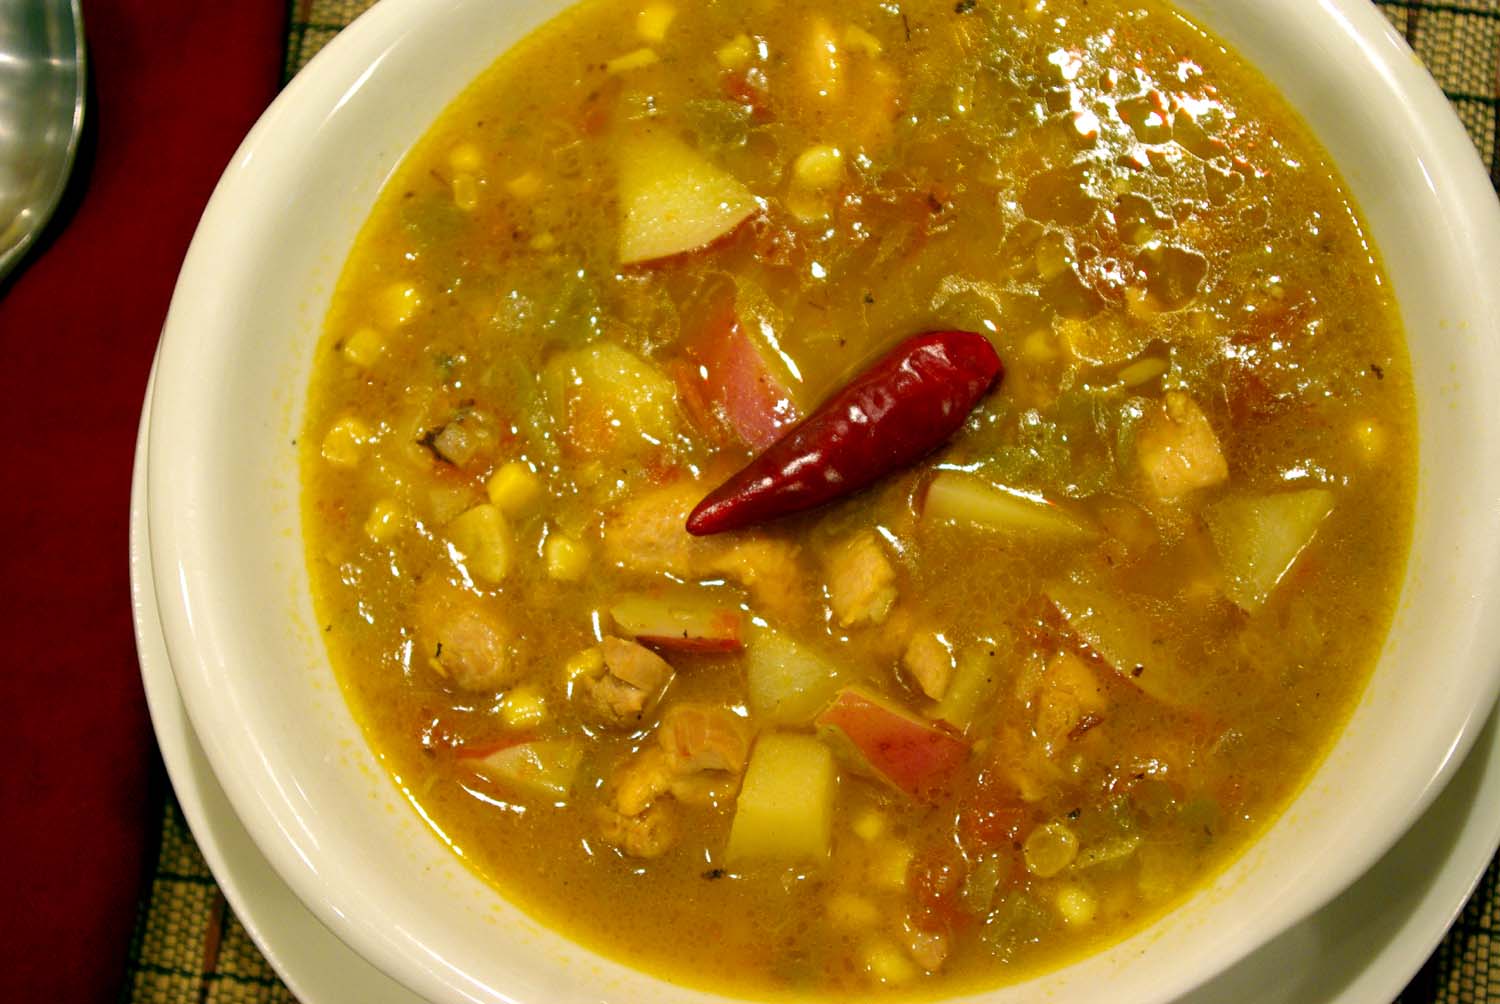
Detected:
[
  {"left": 635, "top": 634, "right": 744, "bottom": 654},
  {"left": 686, "top": 331, "right": 1002, "bottom": 535},
  {"left": 675, "top": 298, "right": 800, "bottom": 450},
  {"left": 816, "top": 688, "right": 971, "bottom": 802}
]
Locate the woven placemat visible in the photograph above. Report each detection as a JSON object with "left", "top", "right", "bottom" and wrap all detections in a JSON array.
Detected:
[{"left": 124, "top": 1, "right": 1500, "bottom": 1001}]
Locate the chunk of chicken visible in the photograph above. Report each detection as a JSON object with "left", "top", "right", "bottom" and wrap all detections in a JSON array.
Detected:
[
  {"left": 825, "top": 531, "right": 898, "bottom": 627},
  {"left": 596, "top": 801, "right": 678, "bottom": 858},
  {"left": 416, "top": 587, "right": 521, "bottom": 692},
  {"left": 600, "top": 702, "right": 754, "bottom": 856},
  {"left": 902, "top": 630, "right": 955, "bottom": 700},
  {"left": 1135, "top": 392, "right": 1229, "bottom": 500},
  {"left": 577, "top": 637, "right": 674, "bottom": 727},
  {"left": 658, "top": 703, "right": 753, "bottom": 774},
  {"left": 601, "top": 477, "right": 806, "bottom": 615},
  {"left": 1035, "top": 651, "right": 1109, "bottom": 750}
]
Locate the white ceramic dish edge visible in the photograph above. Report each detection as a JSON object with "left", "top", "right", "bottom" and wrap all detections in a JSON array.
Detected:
[{"left": 145, "top": 1, "right": 1500, "bottom": 1002}]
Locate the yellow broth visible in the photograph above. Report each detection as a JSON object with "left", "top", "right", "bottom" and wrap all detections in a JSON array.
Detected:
[{"left": 301, "top": 0, "right": 1415, "bottom": 995}]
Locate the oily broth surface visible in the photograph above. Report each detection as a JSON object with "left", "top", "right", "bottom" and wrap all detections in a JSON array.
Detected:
[{"left": 302, "top": 0, "right": 1414, "bottom": 996}]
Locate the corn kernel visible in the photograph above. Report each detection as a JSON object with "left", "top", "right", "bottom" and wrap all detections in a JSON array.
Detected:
[
  {"left": 792, "top": 144, "right": 844, "bottom": 191},
  {"left": 545, "top": 533, "right": 590, "bottom": 582},
  {"left": 636, "top": 3, "right": 675, "bottom": 42},
  {"left": 486, "top": 461, "right": 543, "bottom": 517},
  {"left": 445, "top": 504, "right": 512, "bottom": 585},
  {"left": 341, "top": 327, "right": 385, "bottom": 368},
  {"left": 851, "top": 808, "right": 886, "bottom": 841},
  {"left": 716, "top": 33, "right": 754, "bottom": 70},
  {"left": 869, "top": 840, "right": 913, "bottom": 890},
  {"left": 827, "top": 892, "right": 879, "bottom": 927},
  {"left": 1022, "top": 329, "right": 1056, "bottom": 363},
  {"left": 861, "top": 939, "right": 917, "bottom": 985},
  {"left": 842, "top": 25, "right": 882, "bottom": 55},
  {"left": 1055, "top": 883, "right": 1098, "bottom": 926},
  {"left": 381, "top": 282, "right": 423, "bottom": 327},
  {"left": 1118, "top": 356, "right": 1169, "bottom": 388},
  {"left": 606, "top": 47, "right": 659, "bottom": 74},
  {"left": 1024, "top": 821, "right": 1079, "bottom": 878},
  {"left": 363, "top": 499, "right": 405, "bottom": 542},
  {"left": 505, "top": 171, "right": 542, "bottom": 199},
  {"left": 321, "top": 417, "right": 373, "bottom": 468},
  {"left": 448, "top": 143, "right": 483, "bottom": 173},
  {"left": 501, "top": 684, "right": 549, "bottom": 729},
  {"left": 452, "top": 173, "right": 480, "bottom": 212},
  {"left": 1352, "top": 418, "right": 1386, "bottom": 462},
  {"left": 563, "top": 646, "right": 604, "bottom": 683}
]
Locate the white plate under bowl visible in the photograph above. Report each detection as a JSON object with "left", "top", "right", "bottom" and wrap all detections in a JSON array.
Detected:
[
  {"left": 144, "top": 0, "right": 1500, "bottom": 1001},
  {"left": 133, "top": 362, "right": 1500, "bottom": 1004}
]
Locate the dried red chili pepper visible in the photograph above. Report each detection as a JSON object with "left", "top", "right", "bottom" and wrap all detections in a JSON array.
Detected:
[{"left": 686, "top": 330, "right": 1003, "bottom": 535}]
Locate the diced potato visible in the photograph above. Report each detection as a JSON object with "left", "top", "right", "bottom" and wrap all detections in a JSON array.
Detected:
[
  {"left": 1204, "top": 489, "right": 1335, "bottom": 611},
  {"left": 486, "top": 461, "right": 544, "bottom": 517},
  {"left": 1046, "top": 581, "right": 1191, "bottom": 707},
  {"left": 1023, "top": 821, "right": 1079, "bottom": 877},
  {"left": 726, "top": 733, "right": 837, "bottom": 862},
  {"left": 745, "top": 629, "right": 845, "bottom": 725},
  {"left": 610, "top": 591, "right": 744, "bottom": 651},
  {"left": 380, "top": 282, "right": 423, "bottom": 327},
  {"left": 445, "top": 504, "right": 513, "bottom": 585},
  {"left": 471, "top": 739, "right": 583, "bottom": 799},
  {"left": 500, "top": 684, "right": 548, "bottom": 729},
  {"left": 792, "top": 145, "right": 844, "bottom": 191},
  {"left": 545, "top": 533, "right": 590, "bottom": 582},
  {"left": 321, "top": 416, "right": 372, "bottom": 468},
  {"left": 363, "top": 499, "right": 405, "bottom": 543},
  {"left": 817, "top": 687, "right": 970, "bottom": 801},
  {"left": 341, "top": 327, "right": 385, "bottom": 368},
  {"left": 932, "top": 647, "right": 1001, "bottom": 732},
  {"left": 1135, "top": 392, "right": 1228, "bottom": 499},
  {"left": 543, "top": 342, "right": 680, "bottom": 455},
  {"left": 923, "top": 471, "right": 1099, "bottom": 541},
  {"left": 636, "top": 3, "right": 675, "bottom": 41},
  {"left": 616, "top": 132, "right": 757, "bottom": 264},
  {"left": 716, "top": 33, "right": 755, "bottom": 70},
  {"left": 606, "top": 47, "right": 660, "bottom": 74}
]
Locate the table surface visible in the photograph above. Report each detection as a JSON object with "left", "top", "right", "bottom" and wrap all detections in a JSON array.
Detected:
[{"left": 0, "top": 1, "right": 1491, "bottom": 1002}]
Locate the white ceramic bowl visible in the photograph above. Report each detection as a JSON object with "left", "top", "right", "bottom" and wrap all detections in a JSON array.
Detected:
[{"left": 144, "top": 0, "right": 1500, "bottom": 1001}]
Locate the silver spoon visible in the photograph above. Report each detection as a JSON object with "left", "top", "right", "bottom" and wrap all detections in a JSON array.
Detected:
[{"left": 0, "top": 0, "right": 85, "bottom": 283}]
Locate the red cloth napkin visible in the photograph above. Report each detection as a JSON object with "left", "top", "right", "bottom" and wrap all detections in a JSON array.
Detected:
[{"left": 0, "top": 2, "right": 283, "bottom": 999}]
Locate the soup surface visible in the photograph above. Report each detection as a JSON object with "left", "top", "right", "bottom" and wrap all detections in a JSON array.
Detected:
[{"left": 302, "top": 0, "right": 1415, "bottom": 995}]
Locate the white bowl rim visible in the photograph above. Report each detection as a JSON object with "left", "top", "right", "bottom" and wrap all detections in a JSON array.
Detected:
[{"left": 145, "top": 0, "right": 1500, "bottom": 1002}]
